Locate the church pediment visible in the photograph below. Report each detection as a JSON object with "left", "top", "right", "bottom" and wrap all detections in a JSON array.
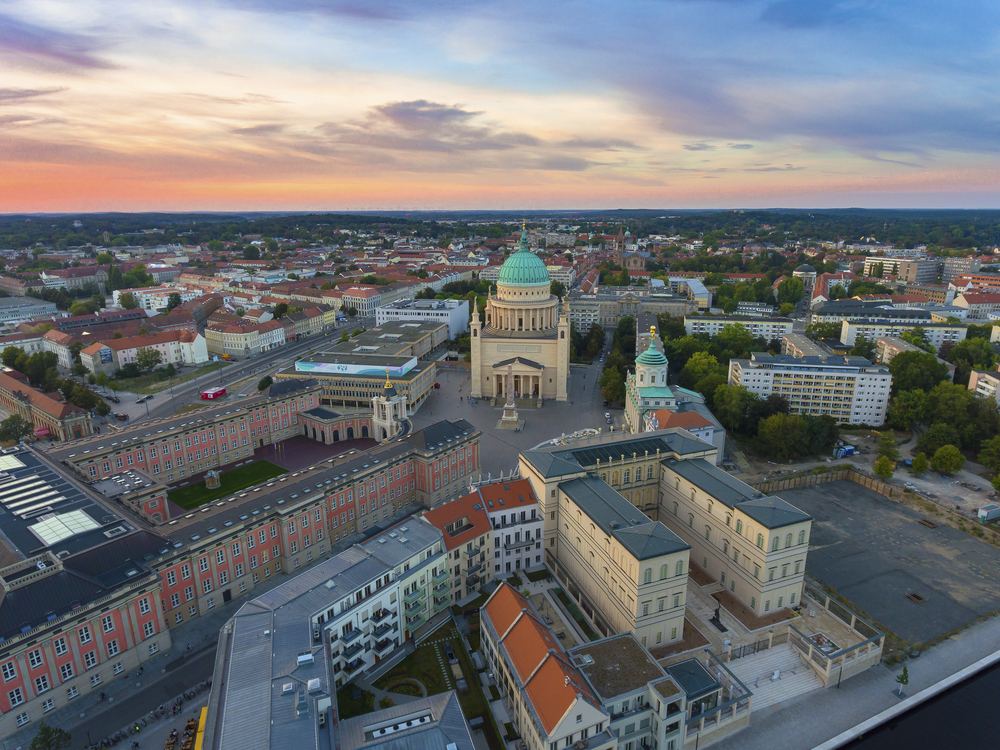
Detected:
[{"left": 492, "top": 356, "right": 544, "bottom": 370}]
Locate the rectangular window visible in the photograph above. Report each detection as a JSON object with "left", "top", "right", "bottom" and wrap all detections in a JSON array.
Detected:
[
  {"left": 101, "top": 615, "right": 115, "bottom": 634},
  {"left": 15, "top": 711, "right": 28, "bottom": 727},
  {"left": 199, "top": 558, "right": 209, "bottom": 573},
  {"left": 67, "top": 686, "right": 78, "bottom": 700},
  {"left": 84, "top": 652, "right": 97, "bottom": 669},
  {"left": 8, "top": 688, "right": 23, "bottom": 707},
  {"left": 167, "top": 570, "right": 176, "bottom": 586},
  {"left": 1, "top": 662, "right": 16, "bottom": 682},
  {"left": 53, "top": 638, "right": 68, "bottom": 657},
  {"left": 106, "top": 641, "right": 119, "bottom": 658},
  {"left": 181, "top": 564, "right": 191, "bottom": 580},
  {"left": 185, "top": 586, "right": 194, "bottom": 601},
  {"left": 138, "top": 598, "right": 151, "bottom": 615},
  {"left": 34, "top": 675, "right": 50, "bottom": 694},
  {"left": 143, "top": 621, "right": 155, "bottom": 639},
  {"left": 28, "top": 649, "right": 43, "bottom": 668},
  {"left": 60, "top": 663, "right": 74, "bottom": 681}
]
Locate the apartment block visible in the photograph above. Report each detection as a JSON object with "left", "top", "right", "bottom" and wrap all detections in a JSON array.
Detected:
[
  {"left": 375, "top": 298, "right": 470, "bottom": 339},
  {"left": 954, "top": 292, "right": 1000, "bottom": 320},
  {"left": 422, "top": 492, "right": 494, "bottom": 605},
  {"left": 839, "top": 319, "right": 967, "bottom": 349},
  {"left": 969, "top": 368, "right": 1000, "bottom": 403},
  {"left": 728, "top": 353, "right": 891, "bottom": 426},
  {"left": 684, "top": 316, "right": 793, "bottom": 341},
  {"left": 809, "top": 300, "right": 930, "bottom": 326},
  {"left": 569, "top": 290, "right": 695, "bottom": 334},
  {"left": 862, "top": 257, "right": 940, "bottom": 283},
  {"left": 942, "top": 256, "right": 983, "bottom": 283}
]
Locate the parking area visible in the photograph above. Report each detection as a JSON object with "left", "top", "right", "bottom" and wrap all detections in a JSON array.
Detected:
[{"left": 781, "top": 480, "right": 1000, "bottom": 645}]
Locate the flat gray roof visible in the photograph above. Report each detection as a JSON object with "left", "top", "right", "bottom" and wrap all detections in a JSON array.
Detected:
[{"left": 339, "top": 691, "right": 474, "bottom": 750}]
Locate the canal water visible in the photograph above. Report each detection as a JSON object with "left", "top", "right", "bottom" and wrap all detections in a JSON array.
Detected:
[{"left": 844, "top": 660, "right": 1000, "bottom": 749}]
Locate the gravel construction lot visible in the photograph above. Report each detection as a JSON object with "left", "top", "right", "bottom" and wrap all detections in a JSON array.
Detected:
[{"left": 781, "top": 480, "right": 1000, "bottom": 645}]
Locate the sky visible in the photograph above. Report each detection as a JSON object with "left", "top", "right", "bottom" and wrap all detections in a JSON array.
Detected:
[{"left": 1, "top": 0, "right": 999, "bottom": 212}]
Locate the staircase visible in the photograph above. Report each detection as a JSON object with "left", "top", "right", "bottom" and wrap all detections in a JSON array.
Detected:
[{"left": 725, "top": 644, "right": 824, "bottom": 710}]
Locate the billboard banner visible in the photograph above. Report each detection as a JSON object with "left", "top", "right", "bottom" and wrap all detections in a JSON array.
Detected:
[
  {"left": 99, "top": 348, "right": 114, "bottom": 364},
  {"left": 295, "top": 357, "right": 416, "bottom": 378}
]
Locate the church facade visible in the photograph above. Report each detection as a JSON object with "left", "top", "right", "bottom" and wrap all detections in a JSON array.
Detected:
[{"left": 471, "top": 226, "right": 570, "bottom": 402}]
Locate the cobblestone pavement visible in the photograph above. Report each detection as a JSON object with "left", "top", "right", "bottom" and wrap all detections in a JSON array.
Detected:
[{"left": 409, "top": 357, "right": 611, "bottom": 478}]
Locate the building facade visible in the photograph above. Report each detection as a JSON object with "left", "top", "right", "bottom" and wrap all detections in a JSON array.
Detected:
[
  {"left": 684, "top": 316, "right": 793, "bottom": 341},
  {"left": 375, "top": 298, "right": 469, "bottom": 339},
  {"left": 728, "top": 353, "right": 891, "bottom": 425},
  {"left": 470, "top": 226, "right": 570, "bottom": 402}
]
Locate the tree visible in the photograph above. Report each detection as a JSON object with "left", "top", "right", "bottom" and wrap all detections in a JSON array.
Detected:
[
  {"left": 900, "top": 327, "right": 934, "bottom": 353},
  {"left": 339, "top": 331, "right": 349, "bottom": 342},
  {"left": 273, "top": 302, "right": 289, "bottom": 319},
  {"left": 945, "top": 337, "right": 997, "bottom": 386},
  {"left": 243, "top": 245, "right": 261, "bottom": 260},
  {"left": 849, "top": 334, "right": 875, "bottom": 360},
  {"left": 873, "top": 456, "right": 894, "bottom": 480},
  {"left": 887, "top": 351, "right": 950, "bottom": 393},
  {"left": 600, "top": 365, "right": 626, "bottom": 404},
  {"left": 345, "top": 306, "right": 358, "bottom": 318},
  {"left": 1, "top": 345, "right": 21, "bottom": 369},
  {"left": 166, "top": 292, "right": 183, "bottom": 311},
  {"left": 258, "top": 375, "right": 273, "bottom": 391},
  {"left": 135, "top": 347, "right": 163, "bottom": 372},
  {"left": 778, "top": 302, "right": 796, "bottom": 316},
  {"left": 0, "top": 415, "right": 33, "bottom": 443},
  {"left": 876, "top": 430, "right": 900, "bottom": 463},
  {"left": 756, "top": 413, "right": 806, "bottom": 460},
  {"left": 917, "top": 422, "right": 962, "bottom": 455},
  {"left": 930, "top": 444, "right": 965, "bottom": 475},
  {"left": 776, "top": 277, "right": 804, "bottom": 305},
  {"left": 28, "top": 720, "right": 71, "bottom": 750},
  {"left": 911, "top": 452, "right": 929, "bottom": 475},
  {"left": 94, "top": 400, "right": 111, "bottom": 417},
  {"left": 550, "top": 281, "right": 566, "bottom": 299},
  {"left": 679, "top": 352, "right": 720, "bottom": 390},
  {"left": 118, "top": 291, "right": 139, "bottom": 309},
  {"left": 96, "top": 252, "right": 113, "bottom": 264},
  {"left": 978, "top": 435, "right": 1000, "bottom": 473},
  {"left": 713, "top": 384, "right": 755, "bottom": 432},
  {"left": 805, "top": 322, "right": 841, "bottom": 341}
]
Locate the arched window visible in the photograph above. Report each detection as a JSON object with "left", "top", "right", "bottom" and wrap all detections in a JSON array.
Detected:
[
  {"left": 772, "top": 537, "right": 779, "bottom": 552},
  {"left": 473, "top": 329, "right": 477, "bottom": 337},
  {"left": 660, "top": 564, "right": 668, "bottom": 579},
  {"left": 735, "top": 520, "right": 743, "bottom": 534},
  {"left": 688, "top": 514, "right": 694, "bottom": 528},
  {"left": 675, "top": 560, "right": 684, "bottom": 576},
  {"left": 624, "top": 469, "right": 630, "bottom": 483},
  {"left": 707, "top": 501, "right": 713, "bottom": 515},
  {"left": 560, "top": 331, "right": 565, "bottom": 339},
  {"left": 643, "top": 568, "right": 652, "bottom": 584},
  {"left": 672, "top": 502, "right": 678, "bottom": 515},
  {"left": 726, "top": 515, "right": 732, "bottom": 527},
  {"left": 785, "top": 533, "right": 792, "bottom": 548},
  {"left": 756, "top": 534, "right": 764, "bottom": 549},
  {"left": 704, "top": 525, "right": 711, "bottom": 541},
  {"left": 612, "top": 471, "right": 619, "bottom": 484},
  {"left": 798, "top": 530, "right": 806, "bottom": 545},
  {"left": 723, "top": 540, "right": 729, "bottom": 554},
  {"left": 639, "top": 374, "right": 644, "bottom": 383},
  {"left": 675, "top": 478, "right": 680, "bottom": 490}
]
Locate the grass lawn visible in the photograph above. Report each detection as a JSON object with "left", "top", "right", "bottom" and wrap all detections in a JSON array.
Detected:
[
  {"left": 525, "top": 568, "right": 550, "bottom": 582},
  {"left": 168, "top": 460, "right": 288, "bottom": 510},
  {"left": 336, "top": 685, "right": 374, "bottom": 719},
  {"left": 554, "top": 587, "right": 599, "bottom": 641},
  {"left": 113, "top": 361, "right": 233, "bottom": 395},
  {"left": 373, "top": 627, "right": 504, "bottom": 750}
]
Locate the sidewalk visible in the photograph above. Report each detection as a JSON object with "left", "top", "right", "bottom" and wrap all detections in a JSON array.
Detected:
[
  {"left": 710, "top": 611, "right": 1000, "bottom": 750},
  {"left": 5, "top": 503, "right": 421, "bottom": 750}
]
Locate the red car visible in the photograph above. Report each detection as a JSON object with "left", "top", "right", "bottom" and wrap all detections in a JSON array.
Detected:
[
  {"left": 433, "top": 383, "right": 441, "bottom": 389},
  {"left": 115, "top": 413, "right": 129, "bottom": 421}
]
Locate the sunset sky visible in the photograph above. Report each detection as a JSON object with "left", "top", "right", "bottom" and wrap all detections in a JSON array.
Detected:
[{"left": 2, "top": 0, "right": 998, "bottom": 212}]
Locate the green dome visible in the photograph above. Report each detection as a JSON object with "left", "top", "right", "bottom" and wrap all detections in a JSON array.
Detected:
[
  {"left": 636, "top": 342, "right": 668, "bottom": 367},
  {"left": 497, "top": 227, "right": 550, "bottom": 287}
]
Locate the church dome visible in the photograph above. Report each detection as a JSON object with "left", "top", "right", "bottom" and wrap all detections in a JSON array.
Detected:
[
  {"left": 636, "top": 345, "right": 668, "bottom": 367},
  {"left": 497, "top": 226, "right": 550, "bottom": 288},
  {"left": 794, "top": 264, "right": 817, "bottom": 275}
]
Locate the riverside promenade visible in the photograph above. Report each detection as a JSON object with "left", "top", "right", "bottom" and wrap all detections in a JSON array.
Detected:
[{"left": 710, "top": 612, "right": 1000, "bottom": 750}]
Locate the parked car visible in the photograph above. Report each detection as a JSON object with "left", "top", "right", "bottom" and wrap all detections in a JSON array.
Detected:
[
  {"left": 434, "top": 382, "right": 441, "bottom": 389},
  {"left": 135, "top": 396, "right": 146, "bottom": 404},
  {"left": 604, "top": 412, "right": 611, "bottom": 420},
  {"left": 115, "top": 413, "right": 129, "bottom": 421}
]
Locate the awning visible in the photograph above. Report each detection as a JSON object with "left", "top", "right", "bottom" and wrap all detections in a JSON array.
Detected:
[{"left": 33, "top": 427, "right": 50, "bottom": 436}]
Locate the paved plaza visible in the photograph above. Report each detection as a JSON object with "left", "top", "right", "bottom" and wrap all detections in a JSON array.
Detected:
[
  {"left": 409, "top": 358, "right": 613, "bottom": 478},
  {"left": 781, "top": 481, "right": 1000, "bottom": 645}
]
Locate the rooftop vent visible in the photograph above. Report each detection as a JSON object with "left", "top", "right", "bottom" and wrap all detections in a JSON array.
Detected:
[
  {"left": 296, "top": 652, "right": 315, "bottom": 665},
  {"left": 282, "top": 683, "right": 294, "bottom": 694},
  {"left": 307, "top": 678, "right": 321, "bottom": 693}
]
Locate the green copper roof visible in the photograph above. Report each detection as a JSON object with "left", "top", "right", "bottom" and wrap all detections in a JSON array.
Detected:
[
  {"left": 497, "top": 226, "right": 550, "bottom": 287},
  {"left": 636, "top": 341, "right": 668, "bottom": 367}
]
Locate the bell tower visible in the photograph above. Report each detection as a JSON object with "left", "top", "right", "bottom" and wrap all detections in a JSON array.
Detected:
[{"left": 372, "top": 370, "right": 407, "bottom": 442}]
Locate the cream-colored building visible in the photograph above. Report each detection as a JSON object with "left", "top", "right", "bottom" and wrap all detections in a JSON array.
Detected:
[
  {"left": 728, "top": 352, "right": 891, "bottom": 426},
  {"left": 520, "top": 426, "right": 813, "bottom": 628},
  {"left": 659, "top": 458, "right": 811, "bottom": 619},
  {"left": 470, "top": 225, "right": 570, "bottom": 401}
]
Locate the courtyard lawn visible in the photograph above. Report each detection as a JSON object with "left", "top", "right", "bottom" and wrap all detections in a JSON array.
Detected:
[
  {"left": 336, "top": 686, "right": 374, "bottom": 720},
  {"left": 525, "top": 568, "right": 550, "bottom": 583},
  {"left": 373, "top": 626, "right": 504, "bottom": 750},
  {"left": 168, "top": 460, "right": 288, "bottom": 510},
  {"left": 554, "top": 587, "right": 600, "bottom": 641}
]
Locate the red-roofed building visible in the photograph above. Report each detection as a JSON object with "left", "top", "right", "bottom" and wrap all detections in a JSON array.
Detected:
[
  {"left": 481, "top": 583, "right": 610, "bottom": 749},
  {"left": 422, "top": 490, "right": 492, "bottom": 601},
  {"left": 0, "top": 370, "right": 92, "bottom": 440},
  {"left": 641, "top": 410, "right": 714, "bottom": 445},
  {"left": 954, "top": 291, "right": 1000, "bottom": 320},
  {"left": 80, "top": 330, "right": 209, "bottom": 376}
]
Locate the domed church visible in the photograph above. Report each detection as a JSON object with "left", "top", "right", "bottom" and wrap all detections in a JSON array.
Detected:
[{"left": 470, "top": 223, "right": 570, "bottom": 402}]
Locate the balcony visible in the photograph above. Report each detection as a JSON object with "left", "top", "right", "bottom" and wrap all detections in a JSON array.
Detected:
[
  {"left": 343, "top": 641, "right": 364, "bottom": 660},
  {"left": 504, "top": 538, "right": 534, "bottom": 552},
  {"left": 406, "top": 613, "right": 425, "bottom": 629},
  {"left": 434, "top": 596, "right": 450, "bottom": 609},
  {"left": 374, "top": 638, "right": 394, "bottom": 656},
  {"left": 372, "top": 608, "right": 394, "bottom": 624},
  {"left": 373, "top": 622, "right": 393, "bottom": 639},
  {"left": 405, "top": 598, "right": 424, "bottom": 612},
  {"left": 434, "top": 580, "right": 449, "bottom": 593},
  {"left": 466, "top": 545, "right": 482, "bottom": 557},
  {"left": 404, "top": 587, "right": 424, "bottom": 603},
  {"left": 466, "top": 563, "right": 483, "bottom": 576},
  {"left": 341, "top": 628, "right": 362, "bottom": 645},
  {"left": 343, "top": 659, "right": 364, "bottom": 676},
  {"left": 433, "top": 569, "right": 448, "bottom": 582}
]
